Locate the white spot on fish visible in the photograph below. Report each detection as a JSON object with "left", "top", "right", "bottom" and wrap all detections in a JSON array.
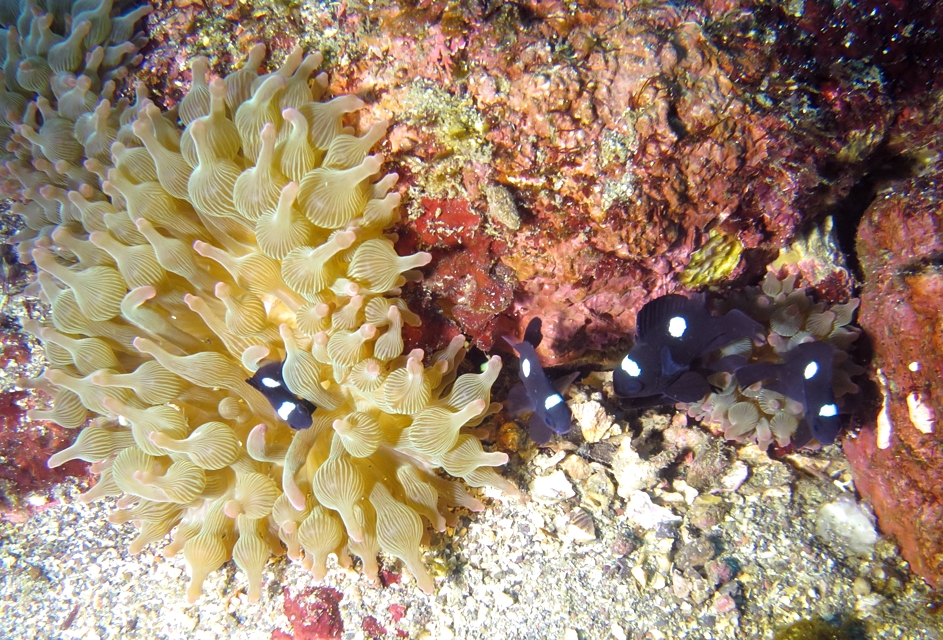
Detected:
[
  {"left": 803, "top": 361, "right": 819, "bottom": 379},
  {"left": 277, "top": 401, "right": 297, "bottom": 420},
  {"left": 522, "top": 359, "right": 531, "bottom": 378},
  {"left": 668, "top": 316, "right": 687, "bottom": 338},
  {"left": 544, "top": 394, "right": 563, "bottom": 410},
  {"left": 262, "top": 376, "right": 281, "bottom": 388},
  {"left": 621, "top": 356, "right": 641, "bottom": 377},
  {"left": 818, "top": 403, "right": 838, "bottom": 417}
]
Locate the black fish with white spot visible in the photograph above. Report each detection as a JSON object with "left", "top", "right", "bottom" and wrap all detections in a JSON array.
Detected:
[
  {"left": 733, "top": 340, "right": 842, "bottom": 445},
  {"left": 246, "top": 361, "right": 316, "bottom": 430},
  {"left": 613, "top": 294, "right": 764, "bottom": 403},
  {"left": 503, "top": 318, "right": 577, "bottom": 444}
]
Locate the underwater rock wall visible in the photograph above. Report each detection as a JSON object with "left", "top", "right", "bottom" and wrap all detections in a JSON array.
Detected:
[
  {"left": 843, "top": 103, "right": 943, "bottom": 589},
  {"left": 141, "top": 1, "right": 833, "bottom": 363}
]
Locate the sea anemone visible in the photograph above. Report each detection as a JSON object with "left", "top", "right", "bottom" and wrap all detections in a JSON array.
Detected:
[
  {"left": 5, "top": 1, "right": 515, "bottom": 602},
  {"left": 679, "top": 271, "right": 863, "bottom": 450}
]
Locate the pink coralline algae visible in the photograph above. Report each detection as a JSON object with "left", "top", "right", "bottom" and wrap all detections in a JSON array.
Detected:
[
  {"left": 397, "top": 197, "right": 516, "bottom": 351},
  {"left": 0, "top": 387, "right": 85, "bottom": 520},
  {"left": 274, "top": 586, "right": 344, "bottom": 640},
  {"left": 842, "top": 102, "right": 943, "bottom": 589},
  {"left": 464, "top": 4, "right": 811, "bottom": 361},
  {"left": 352, "top": 1, "right": 887, "bottom": 362}
]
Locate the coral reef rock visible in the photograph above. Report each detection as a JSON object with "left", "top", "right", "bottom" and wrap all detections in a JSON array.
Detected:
[{"left": 844, "top": 101, "right": 943, "bottom": 589}]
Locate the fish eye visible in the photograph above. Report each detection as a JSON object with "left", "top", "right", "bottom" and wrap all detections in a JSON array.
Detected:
[
  {"left": 621, "top": 355, "right": 642, "bottom": 377},
  {"left": 277, "top": 400, "right": 297, "bottom": 421},
  {"left": 803, "top": 361, "right": 819, "bottom": 379},
  {"left": 544, "top": 394, "right": 564, "bottom": 410},
  {"left": 667, "top": 316, "right": 687, "bottom": 338},
  {"left": 818, "top": 403, "right": 838, "bottom": 417}
]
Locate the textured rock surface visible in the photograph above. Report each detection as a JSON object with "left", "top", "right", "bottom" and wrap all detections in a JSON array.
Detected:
[
  {"left": 844, "top": 101, "right": 943, "bottom": 589},
  {"left": 139, "top": 0, "right": 940, "bottom": 364}
]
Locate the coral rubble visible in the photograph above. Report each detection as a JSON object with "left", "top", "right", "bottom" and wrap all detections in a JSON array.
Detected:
[{"left": 3, "top": 0, "right": 514, "bottom": 602}]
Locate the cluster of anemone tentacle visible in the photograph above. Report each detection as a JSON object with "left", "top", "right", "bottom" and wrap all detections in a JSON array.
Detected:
[
  {"left": 679, "top": 271, "right": 862, "bottom": 450},
  {"left": 6, "top": 0, "right": 515, "bottom": 603}
]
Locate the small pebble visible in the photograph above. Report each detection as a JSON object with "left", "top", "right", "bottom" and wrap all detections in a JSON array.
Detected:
[
  {"left": 530, "top": 470, "right": 575, "bottom": 504},
  {"left": 572, "top": 400, "right": 617, "bottom": 443},
  {"left": 675, "top": 537, "right": 716, "bottom": 571},
  {"left": 705, "top": 559, "right": 734, "bottom": 586},
  {"left": 560, "top": 454, "right": 592, "bottom": 481},
  {"left": 534, "top": 450, "right": 567, "bottom": 470},
  {"left": 566, "top": 509, "right": 596, "bottom": 542},
  {"left": 631, "top": 565, "right": 647, "bottom": 588},
  {"left": 852, "top": 576, "right": 872, "bottom": 596},
  {"left": 713, "top": 593, "right": 737, "bottom": 614},
  {"left": 494, "top": 591, "right": 515, "bottom": 608},
  {"left": 719, "top": 461, "right": 750, "bottom": 493},
  {"left": 622, "top": 491, "right": 681, "bottom": 530}
]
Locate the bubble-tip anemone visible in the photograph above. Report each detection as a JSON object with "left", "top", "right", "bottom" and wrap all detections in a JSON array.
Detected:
[{"left": 5, "top": 1, "right": 516, "bottom": 603}]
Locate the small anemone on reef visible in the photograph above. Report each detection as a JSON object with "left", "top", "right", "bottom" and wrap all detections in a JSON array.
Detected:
[
  {"left": 678, "top": 271, "right": 863, "bottom": 450},
  {"left": 4, "top": 1, "right": 517, "bottom": 603}
]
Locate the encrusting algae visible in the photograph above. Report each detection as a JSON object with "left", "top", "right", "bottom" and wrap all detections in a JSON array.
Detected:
[{"left": 3, "top": 0, "right": 516, "bottom": 603}]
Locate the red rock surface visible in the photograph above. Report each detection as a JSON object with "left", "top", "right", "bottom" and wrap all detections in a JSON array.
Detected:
[
  {"left": 0, "top": 248, "right": 86, "bottom": 519},
  {"left": 0, "top": 386, "right": 86, "bottom": 521},
  {"left": 274, "top": 586, "right": 344, "bottom": 640},
  {"left": 843, "top": 103, "right": 943, "bottom": 589},
  {"left": 137, "top": 0, "right": 943, "bottom": 363},
  {"left": 141, "top": 1, "right": 864, "bottom": 363}
]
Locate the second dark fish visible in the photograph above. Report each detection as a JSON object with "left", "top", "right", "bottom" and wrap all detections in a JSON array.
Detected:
[
  {"left": 503, "top": 318, "right": 577, "bottom": 444},
  {"left": 733, "top": 340, "right": 842, "bottom": 445}
]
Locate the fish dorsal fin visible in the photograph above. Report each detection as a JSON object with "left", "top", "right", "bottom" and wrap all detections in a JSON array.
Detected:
[
  {"left": 785, "top": 339, "right": 836, "bottom": 368},
  {"left": 523, "top": 317, "right": 543, "bottom": 349},
  {"left": 504, "top": 382, "right": 534, "bottom": 416},
  {"left": 698, "top": 309, "right": 764, "bottom": 355},
  {"left": 636, "top": 294, "right": 693, "bottom": 341},
  {"left": 501, "top": 334, "right": 519, "bottom": 351}
]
